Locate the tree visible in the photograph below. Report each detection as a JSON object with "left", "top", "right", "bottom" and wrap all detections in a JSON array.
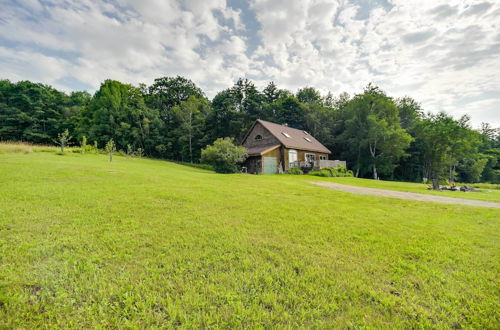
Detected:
[
  {"left": 105, "top": 139, "right": 116, "bottom": 162},
  {"left": 82, "top": 80, "right": 162, "bottom": 156},
  {"left": 56, "top": 129, "right": 71, "bottom": 152},
  {"left": 201, "top": 137, "right": 247, "bottom": 173},
  {"left": 146, "top": 76, "right": 205, "bottom": 160},
  {"left": 81, "top": 135, "right": 87, "bottom": 154},
  {"left": 338, "top": 85, "right": 412, "bottom": 179},
  {"left": 273, "top": 96, "right": 307, "bottom": 130},
  {"left": 418, "top": 113, "right": 479, "bottom": 189},
  {"left": 172, "top": 96, "right": 210, "bottom": 162},
  {"left": 0, "top": 80, "right": 82, "bottom": 144},
  {"left": 296, "top": 87, "right": 321, "bottom": 104}
]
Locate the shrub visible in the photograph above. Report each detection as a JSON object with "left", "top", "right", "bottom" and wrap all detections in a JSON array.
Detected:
[
  {"left": 287, "top": 168, "right": 303, "bottom": 175},
  {"left": 309, "top": 166, "right": 354, "bottom": 178},
  {"left": 201, "top": 137, "right": 247, "bottom": 173},
  {"left": 309, "top": 170, "right": 331, "bottom": 177}
]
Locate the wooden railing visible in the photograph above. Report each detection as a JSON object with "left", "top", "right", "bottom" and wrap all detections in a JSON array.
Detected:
[{"left": 289, "top": 160, "right": 347, "bottom": 170}]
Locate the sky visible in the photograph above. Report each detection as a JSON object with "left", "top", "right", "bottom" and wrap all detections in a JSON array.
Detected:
[{"left": 0, "top": 0, "right": 499, "bottom": 127}]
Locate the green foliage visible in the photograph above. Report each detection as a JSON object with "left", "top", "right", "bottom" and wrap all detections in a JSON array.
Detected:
[
  {"left": 81, "top": 135, "right": 87, "bottom": 154},
  {"left": 56, "top": 129, "right": 71, "bottom": 152},
  {"left": 286, "top": 167, "right": 303, "bottom": 175},
  {"left": 105, "top": 139, "right": 116, "bottom": 162},
  {"left": 308, "top": 170, "right": 330, "bottom": 177},
  {"left": 337, "top": 85, "right": 413, "bottom": 179},
  {"left": 309, "top": 166, "right": 354, "bottom": 178},
  {"left": 1, "top": 77, "right": 498, "bottom": 184},
  {"left": 201, "top": 137, "right": 247, "bottom": 173}
]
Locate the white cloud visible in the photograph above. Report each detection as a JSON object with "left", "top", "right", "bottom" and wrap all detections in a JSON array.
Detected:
[
  {"left": 0, "top": 0, "right": 499, "bottom": 126},
  {"left": 248, "top": 0, "right": 500, "bottom": 126}
]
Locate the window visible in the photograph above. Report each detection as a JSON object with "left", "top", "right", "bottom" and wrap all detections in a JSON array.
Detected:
[
  {"left": 288, "top": 149, "right": 297, "bottom": 167},
  {"left": 255, "top": 134, "right": 262, "bottom": 141},
  {"left": 320, "top": 155, "right": 328, "bottom": 160},
  {"left": 304, "top": 137, "right": 312, "bottom": 142},
  {"left": 303, "top": 131, "right": 309, "bottom": 135},
  {"left": 281, "top": 132, "right": 291, "bottom": 138}
]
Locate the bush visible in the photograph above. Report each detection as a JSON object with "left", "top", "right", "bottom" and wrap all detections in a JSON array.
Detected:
[
  {"left": 287, "top": 168, "right": 303, "bottom": 175},
  {"left": 201, "top": 138, "right": 247, "bottom": 173},
  {"left": 309, "top": 166, "right": 354, "bottom": 178},
  {"left": 309, "top": 170, "right": 331, "bottom": 177}
]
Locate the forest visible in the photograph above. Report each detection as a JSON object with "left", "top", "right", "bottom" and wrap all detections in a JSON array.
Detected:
[{"left": 0, "top": 77, "right": 498, "bottom": 183}]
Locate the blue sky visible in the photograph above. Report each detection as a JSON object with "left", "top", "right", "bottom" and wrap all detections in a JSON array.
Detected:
[{"left": 1, "top": 0, "right": 499, "bottom": 127}]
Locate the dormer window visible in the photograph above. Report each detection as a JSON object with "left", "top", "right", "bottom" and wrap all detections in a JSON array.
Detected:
[
  {"left": 303, "top": 131, "right": 309, "bottom": 135},
  {"left": 304, "top": 137, "right": 312, "bottom": 142},
  {"left": 281, "top": 132, "right": 291, "bottom": 138},
  {"left": 255, "top": 134, "right": 262, "bottom": 141}
]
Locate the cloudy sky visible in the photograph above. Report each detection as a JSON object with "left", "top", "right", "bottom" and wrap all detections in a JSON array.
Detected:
[{"left": 1, "top": 0, "right": 499, "bottom": 126}]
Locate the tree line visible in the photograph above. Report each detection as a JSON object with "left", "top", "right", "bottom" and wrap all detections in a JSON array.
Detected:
[{"left": 0, "top": 77, "right": 499, "bottom": 184}]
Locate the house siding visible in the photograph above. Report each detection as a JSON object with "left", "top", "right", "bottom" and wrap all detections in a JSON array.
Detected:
[{"left": 242, "top": 122, "right": 281, "bottom": 150}]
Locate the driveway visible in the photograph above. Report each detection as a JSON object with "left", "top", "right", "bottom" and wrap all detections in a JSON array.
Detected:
[{"left": 310, "top": 181, "right": 500, "bottom": 209}]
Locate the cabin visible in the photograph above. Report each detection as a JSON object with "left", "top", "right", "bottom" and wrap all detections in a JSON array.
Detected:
[{"left": 241, "top": 119, "right": 346, "bottom": 174}]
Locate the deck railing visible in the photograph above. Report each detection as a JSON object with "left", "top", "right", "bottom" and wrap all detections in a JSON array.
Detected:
[{"left": 289, "top": 160, "right": 346, "bottom": 170}]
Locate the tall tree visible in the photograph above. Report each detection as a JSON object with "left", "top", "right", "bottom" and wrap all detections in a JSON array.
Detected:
[
  {"left": 83, "top": 80, "right": 161, "bottom": 154},
  {"left": 418, "top": 113, "right": 479, "bottom": 189},
  {"left": 338, "top": 85, "right": 412, "bottom": 179},
  {"left": 172, "top": 96, "right": 210, "bottom": 162}
]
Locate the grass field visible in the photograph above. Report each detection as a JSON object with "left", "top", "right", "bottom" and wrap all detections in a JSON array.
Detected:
[
  {"left": 1, "top": 146, "right": 499, "bottom": 327},
  {"left": 304, "top": 176, "right": 500, "bottom": 202}
]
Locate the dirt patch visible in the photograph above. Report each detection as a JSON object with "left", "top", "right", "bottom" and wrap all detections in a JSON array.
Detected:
[{"left": 310, "top": 181, "right": 500, "bottom": 209}]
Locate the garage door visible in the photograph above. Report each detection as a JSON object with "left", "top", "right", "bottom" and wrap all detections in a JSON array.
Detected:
[{"left": 263, "top": 157, "right": 277, "bottom": 174}]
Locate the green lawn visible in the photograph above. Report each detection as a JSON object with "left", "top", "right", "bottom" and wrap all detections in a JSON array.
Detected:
[
  {"left": 304, "top": 176, "right": 500, "bottom": 202},
  {"left": 1, "top": 149, "right": 499, "bottom": 328}
]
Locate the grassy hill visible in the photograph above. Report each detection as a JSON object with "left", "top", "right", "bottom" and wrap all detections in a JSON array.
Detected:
[{"left": 1, "top": 145, "right": 499, "bottom": 328}]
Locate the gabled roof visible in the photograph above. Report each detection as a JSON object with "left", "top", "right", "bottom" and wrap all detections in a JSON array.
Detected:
[
  {"left": 246, "top": 144, "right": 280, "bottom": 156},
  {"left": 244, "top": 119, "right": 331, "bottom": 154}
]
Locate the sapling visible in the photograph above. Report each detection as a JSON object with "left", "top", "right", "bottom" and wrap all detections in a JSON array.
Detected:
[
  {"left": 126, "top": 144, "right": 133, "bottom": 159},
  {"left": 105, "top": 139, "right": 116, "bottom": 162},
  {"left": 81, "top": 136, "right": 87, "bottom": 154},
  {"left": 93, "top": 141, "right": 98, "bottom": 154},
  {"left": 56, "top": 129, "right": 71, "bottom": 152}
]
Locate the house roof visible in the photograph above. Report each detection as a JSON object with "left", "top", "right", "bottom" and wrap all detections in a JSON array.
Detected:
[
  {"left": 251, "top": 119, "right": 331, "bottom": 154},
  {"left": 246, "top": 144, "right": 280, "bottom": 156}
]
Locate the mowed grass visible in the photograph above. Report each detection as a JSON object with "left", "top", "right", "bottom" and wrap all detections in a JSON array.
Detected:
[
  {"left": 305, "top": 176, "right": 500, "bottom": 202},
  {"left": 0, "top": 150, "right": 499, "bottom": 328}
]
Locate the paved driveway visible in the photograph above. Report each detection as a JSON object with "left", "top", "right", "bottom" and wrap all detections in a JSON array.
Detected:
[{"left": 310, "top": 181, "right": 500, "bottom": 209}]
